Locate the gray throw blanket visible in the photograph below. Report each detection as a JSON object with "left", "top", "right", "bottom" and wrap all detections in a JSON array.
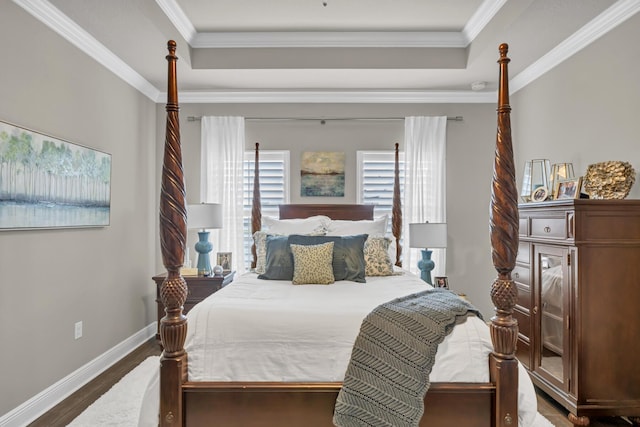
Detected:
[{"left": 333, "top": 288, "right": 482, "bottom": 427}]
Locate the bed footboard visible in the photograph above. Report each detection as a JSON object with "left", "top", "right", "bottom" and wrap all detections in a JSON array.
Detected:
[{"left": 182, "top": 382, "right": 496, "bottom": 427}]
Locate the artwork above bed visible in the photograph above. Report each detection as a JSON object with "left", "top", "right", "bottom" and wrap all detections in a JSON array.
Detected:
[{"left": 300, "top": 151, "right": 345, "bottom": 197}]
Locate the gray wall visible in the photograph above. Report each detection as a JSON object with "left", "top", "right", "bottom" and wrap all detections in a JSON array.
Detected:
[
  {"left": 0, "top": 4, "right": 158, "bottom": 415},
  {"left": 512, "top": 13, "right": 640, "bottom": 200}
]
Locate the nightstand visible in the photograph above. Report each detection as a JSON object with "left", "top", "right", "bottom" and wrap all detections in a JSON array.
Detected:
[{"left": 153, "top": 271, "right": 235, "bottom": 339}]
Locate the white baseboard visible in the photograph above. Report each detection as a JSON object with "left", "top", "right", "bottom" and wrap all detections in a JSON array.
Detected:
[{"left": 0, "top": 322, "right": 157, "bottom": 427}]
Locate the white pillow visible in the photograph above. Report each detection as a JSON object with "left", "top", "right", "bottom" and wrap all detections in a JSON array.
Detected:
[
  {"left": 262, "top": 215, "right": 330, "bottom": 235},
  {"left": 325, "top": 215, "right": 388, "bottom": 236}
]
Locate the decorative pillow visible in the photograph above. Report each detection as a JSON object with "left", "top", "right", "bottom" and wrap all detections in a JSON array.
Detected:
[
  {"left": 252, "top": 230, "right": 279, "bottom": 274},
  {"left": 253, "top": 226, "right": 328, "bottom": 274},
  {"left": 288, "top": 234, "right": 368, "bottom": 283},
  {"left": 257, "top": 235, "right": 293, "bottom": 280},
  {"left": 325, "top": 215, "right": 388, "bottom": 236},
  {"left": 262, "top": 215, "right": 330, "bottom": 235},
  {"left": 290, "top": 242, "right": 335, "bottom": 285},
  {"left": 364, "top": 236, "right": 395, "bottom": 276}
]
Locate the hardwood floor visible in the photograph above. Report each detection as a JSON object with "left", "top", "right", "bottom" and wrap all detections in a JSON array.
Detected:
[
  {"left": 28, "top": 339, "right": 634, "bottom": 426},
  {"left": 28, "top": 339, "right": 161, "bottom": 427},
  {"left": 536, "top": 390, "right": 634, "bottom": 426}
]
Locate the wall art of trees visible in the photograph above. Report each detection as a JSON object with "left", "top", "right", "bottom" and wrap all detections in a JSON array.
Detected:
[{"left": 0, "top": 121, "right": 111, "bottom": 229}]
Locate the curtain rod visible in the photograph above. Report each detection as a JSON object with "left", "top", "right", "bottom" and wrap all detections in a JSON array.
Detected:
[{"left": 186, "top": 116, "right": 463, "bottom": 122}]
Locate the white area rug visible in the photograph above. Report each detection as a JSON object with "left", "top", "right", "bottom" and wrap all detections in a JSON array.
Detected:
[
  {"left": 66, "top": 354, "right": 554, "bottom": 426},
  {"left": 66, "top": 356, "right": 159, "bottom": 427}
]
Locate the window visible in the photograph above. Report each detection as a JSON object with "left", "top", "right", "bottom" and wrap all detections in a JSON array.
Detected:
[
  {"left": 357, "top": 151, "right": 405, "bottom": 231},
  {"left": 242, "top": 151, "right": 290, "bottom": 269}
]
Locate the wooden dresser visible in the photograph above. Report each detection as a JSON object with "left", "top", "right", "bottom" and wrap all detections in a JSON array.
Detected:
[{"left": 516, "top": 200, "right": 640, "bottom": 425}]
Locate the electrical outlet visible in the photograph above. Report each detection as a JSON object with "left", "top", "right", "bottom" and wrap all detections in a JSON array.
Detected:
[{"left": 74, "top": 321, "right": 83, "bottom": 340}]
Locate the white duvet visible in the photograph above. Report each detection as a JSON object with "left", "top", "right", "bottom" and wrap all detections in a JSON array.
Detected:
[{"left": 140, "top": 271, "right": 540, "bottom": 426}]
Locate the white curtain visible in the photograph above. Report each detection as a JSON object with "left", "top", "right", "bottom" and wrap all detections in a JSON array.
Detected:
[
  {"left": 403, "top": 116, "right": 447, "bottom": 278},
  {"left": 201, "top": 116, "right": 246, "bottom": 273}
]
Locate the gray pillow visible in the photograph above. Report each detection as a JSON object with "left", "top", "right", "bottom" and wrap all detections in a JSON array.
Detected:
[
  {"left": 288, "top": 234, "right": 368, "bottom": 283},
  {"left": 257, "top": 235, "right": 293, "bottom": 280}
]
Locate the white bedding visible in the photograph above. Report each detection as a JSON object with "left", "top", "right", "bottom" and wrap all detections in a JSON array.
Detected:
[{"left": 140, "top": 271, "right": 539, "bottom": 426}]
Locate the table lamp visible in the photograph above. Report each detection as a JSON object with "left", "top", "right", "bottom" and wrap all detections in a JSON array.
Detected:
[
  {"left": 409, "top": 222, "right": 448, "bottom": 285},
  {"left": 187, "top": 203, "right": 223, "bottom": 276}
]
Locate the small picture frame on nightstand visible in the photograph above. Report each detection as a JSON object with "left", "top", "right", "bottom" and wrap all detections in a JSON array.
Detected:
[
  {"left": 217, "top": 252, "right": 232, "bottom": 273},
  {"left": 434, "top": 276, "right": 449, "bottom": 289}
]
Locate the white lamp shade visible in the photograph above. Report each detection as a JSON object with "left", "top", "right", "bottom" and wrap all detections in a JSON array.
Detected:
[
  {"left": 409, "top": 223, "right": 447, "bottom": 248},
  {"left": 187, "top": 203, "right": 223, "bottom": 230}
]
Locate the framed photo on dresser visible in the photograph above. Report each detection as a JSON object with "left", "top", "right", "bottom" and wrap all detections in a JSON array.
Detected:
[
  {"left": 434, "top": 276, "right": 449, "bottom": 289},
  {"left": 217, "top": 252, "right": 232, "bottom": 272},
  {"left": 554, "top": 177, "right": 582, "bottom": 200}
]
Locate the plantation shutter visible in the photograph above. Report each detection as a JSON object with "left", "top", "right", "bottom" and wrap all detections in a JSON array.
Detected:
[
  {"left": 357, "top": 151, "right": 405, "bottom": 230},
  {"left": 242, "top": 151, "right": 290, "bottom": 269}
]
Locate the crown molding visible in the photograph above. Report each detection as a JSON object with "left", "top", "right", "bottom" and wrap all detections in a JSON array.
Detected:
[
  {"left": 14, "top": 0, "right": 639, "bottom": 104},
  {"left": 462, "top": 0, "right": 508, "bottom": 43},
  {"left": 158, "top": 0, "right": 506, "bottom": 48},
  {"left": 13, "top": 0, "right": 161, "bottom": 101},
  {"left": 511, "top": 0, "right": 640, "bottom": 93},
  {"left": 163, "top": 90, "right": 497, "bottom": 104},
  {"left": 155, "top": 0, "right": 196, "bottom": 43}
]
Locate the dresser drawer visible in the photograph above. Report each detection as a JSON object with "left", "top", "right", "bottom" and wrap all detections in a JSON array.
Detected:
[
  {"left": 530, "top": 216, "right": 569, "bottom": 239},
  {"left": 513, "top": 307, "right": 531, "bottom": 338},
  {"left": 516, "top": 337, "right": 531, "bottom": 369},
  {"left": 519, "top": 217, "right": 529, "bottom": 236},
  {"left": 187, "top": 281, "right": 222, "bottom": 298},
  {"left": 516, "top": 282, "right": 531, "bottom": 310},
  {"left": 516, "top": 242, "right": 530, "bottom": 264},
  {"left": 513, "top": 264, "right": 530, "bottom": 287}
]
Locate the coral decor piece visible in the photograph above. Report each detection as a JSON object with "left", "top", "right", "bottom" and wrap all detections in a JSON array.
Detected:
[{"left": 583, "top": 161, "right": 635, "bottom": 199}]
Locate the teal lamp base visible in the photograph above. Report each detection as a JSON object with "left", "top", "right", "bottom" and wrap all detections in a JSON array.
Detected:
[
  {"left": 417, "top": 249, "right": 435, "bottom": 285},
  {"left": 195, "top": 231, "right": 213, "bottom": 276}
]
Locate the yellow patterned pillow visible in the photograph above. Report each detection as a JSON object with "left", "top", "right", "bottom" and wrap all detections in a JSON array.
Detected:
[
  {"left": 290, "top": 242, "right": 335, "bottom": 285},
  {"left": 364, "top": 236, "right": 395, "bottom": 276}
]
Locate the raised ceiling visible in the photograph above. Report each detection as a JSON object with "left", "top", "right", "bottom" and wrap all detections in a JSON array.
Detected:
[{"left": 15, "top": 0, "right": 639, "bottom": 103}]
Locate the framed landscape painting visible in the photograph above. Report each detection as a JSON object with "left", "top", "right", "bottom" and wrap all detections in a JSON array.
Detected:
[
  {"left": 0, "top": 120, "right": 111, "bottom": 230},
  {"left": 300, "top": 151, "right": 345, "bottom": 197}
]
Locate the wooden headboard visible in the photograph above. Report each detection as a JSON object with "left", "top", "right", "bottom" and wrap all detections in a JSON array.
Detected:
[{"left": 279, "top": 204, "right": 374, "bottom": 220}]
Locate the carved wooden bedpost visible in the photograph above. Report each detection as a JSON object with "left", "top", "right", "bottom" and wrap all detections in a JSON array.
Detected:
[
  {"left": 489, "top": 43, "right": 519, "bottom": 427},
  {"left": 159, "top": 40, "right": 187, "bottom": 427},
  {"left": 392, "top": 142, "right": 402, "bottom": 267},
  {"left": 250, "top": 143, "right": 261, "bottom": 269}
]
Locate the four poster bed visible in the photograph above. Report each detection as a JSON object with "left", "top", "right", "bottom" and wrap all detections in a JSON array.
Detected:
[{"left": 152, "top": 41, "right": 529, "bottom": 426}]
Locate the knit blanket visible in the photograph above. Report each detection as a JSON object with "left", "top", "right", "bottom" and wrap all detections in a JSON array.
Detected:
[{"left": 333, "top": 288, "right": 482, "bottom": 427}]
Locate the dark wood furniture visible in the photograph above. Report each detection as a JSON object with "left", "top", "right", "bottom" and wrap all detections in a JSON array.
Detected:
[
  {"left": 156, "top": 41, "right": 520, "bottom": 427},
  {"left": 279, "top": 203, "right": 373, "bottom": 220},
  {"left": 517, "top": 200, "right": 640, "bottom": 425},
  {"left": 153, "top": 271, "right": 235, "bottom": 339}
]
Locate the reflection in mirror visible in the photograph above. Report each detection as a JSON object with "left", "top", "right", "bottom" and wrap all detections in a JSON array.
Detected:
[{"left": 540, "top": 254, "right": 563, "bottom": 381}]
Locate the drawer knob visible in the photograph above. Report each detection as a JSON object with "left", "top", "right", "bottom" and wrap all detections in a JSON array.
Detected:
[
  {"left": 533, "top": 306, "right": 538, "bottom": 314},
  {"left": 544, "top": 226, "right": 551, "bottom": 233}
]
